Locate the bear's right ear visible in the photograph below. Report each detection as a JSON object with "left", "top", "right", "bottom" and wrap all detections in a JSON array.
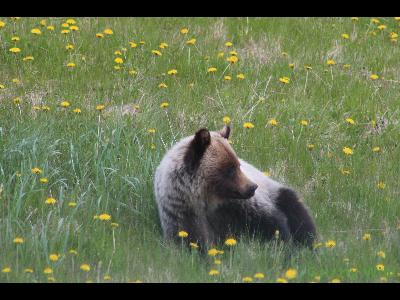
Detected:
[
  {"left": 219, "top": 125, "right": 231, "bottom": 139},
  {"left": 184, "top": 128, "right": 211, "bottom": 171}
]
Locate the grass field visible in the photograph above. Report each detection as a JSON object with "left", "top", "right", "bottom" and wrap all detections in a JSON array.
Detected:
[{"left": 0, "top": 17, "right": 400, "bottom": 283}]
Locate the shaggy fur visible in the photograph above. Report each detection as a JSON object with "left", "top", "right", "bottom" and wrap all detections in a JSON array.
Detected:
[{"left": 154, "top": 126, "right": 316, "bottom": 251}]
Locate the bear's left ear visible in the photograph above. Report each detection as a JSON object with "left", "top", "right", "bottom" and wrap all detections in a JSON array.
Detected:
[
  {"left": 184, "top": 128, "right": 211, "bottom": 171},
  {"left": 219, "top": 125, "right": 231, "bottom": 139}
]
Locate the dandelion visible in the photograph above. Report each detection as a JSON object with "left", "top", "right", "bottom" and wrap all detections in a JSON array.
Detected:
[
  {"left": 300, "top": 120, "right": 309, "bottom": 126},
  {"left": 340, "top": 168, "right": 351, "bottom": 175},
  {"left": 289, "top": 63, "right": 295, "bottom": 68},
  {"left": 80, "top": 264, "right": 91, "bottom": 272},
  {"left": 61, "top": 30, "right": 70, "bottom": 34},
  {"left": 31, "top": 28, "right": 42, "bottom": 35},
  {"left": 45, "top": 197, "right": 57, "bottom": 205},
  {"left": 345, "top": 118, "right": 355, "bottom": 125},
  {"left": 237, "top": 73, "right": 245, "bottom": 80},
  {"left": 43, "top": 267, "right": 53, "bottom": 274},
  {"left": 147, "top": 128, "right": 156, "bottom": 134},
  {"left": 178, "top": 231, "right": 189, "bottom": 238},
  {"left": 13, "top": 97, "right": 21, "bottom": 105},
  {"left": 243, "top": 122, "right": 254, "bottom": 129},
  {"left": 159, "top": 42, "right": 168, "bottom": 49},
  {"left": 31, "top": 167, "right": 42, "bottom": 174},
  {"left": 224, "top": 75, "right": 232, "bottom": 81},
  {"left": 279, "top": 76, "right": 290, "bottom": 84},
  {"left": 70, "top": 25, "right": 79, "bottom": 31},
  {"left": 209, "top": 269, "right": 219, "bottom": 276},
  {"left": 268, "top": 118, "right": 278, "bottom": 126},
  {"left": 224, "top": 41, "right": 233, "bottom": 47},
  {"left": 167, "top": 69, "right": 178, "bottom": 75},
  {"left": 254, "top": 273, "right": 265, "bottom": 279},
  {"left": 96, "top": 105, "right": 105, "bottom": 111},
  {"left": 223, "top": 116, "right": 231, "bottom": 124},
  {"left": 214, "top": 259, "right": 222, "bottom": 265},
  {"left": 13, "top": 237, "right": 24, "bottom": 244},
  {"left": 327, "top": 59, "right": 336, "bottom": 66},
  {"left": 207, "top": 67, "right": 217, "bottom": 73},
  {"left": 96, "top": 33, "right": 104, "bottom": 38},
  {"left": 66, "top": 62, "right": 76, "bottom": 68},
  {"left": 160, "top": 102, "right": 169, "bottom": 109},
  {"left": 180, "top": 28, "right": 189, "bottom": 34},
  {"left": 158, "top": 83, "right": 167, "bottom": 88},
  {"left": 217, "top": 52, "right": 224, "bottom": 58},
  {"left": 370, "top": 74, "right": 379, "bottom": 80},
  {"left": 129, "top": 42, "right": 137, "bottom": 48},
  {"left": 68, "top": 202, "right": 77, "bottom": 207},
  {"left": 377, "top": 25, "right": 386, "bottom": 30},
  {"left": 129, "top": 69, "right": 138, "bottom": 76},
  {"left": 285, "top": 268, "right": 297, "bottom": 280},
  {"left": 23, "top": 56, "right": 34, "bottom": 61},
  {"left": 276, "top": 277, "right": 288, "bottom": 283},
  {"left": 73, "top": 108, "right": 82, "bottom": 114},
  {"left": 2, "top": 267, "right": 11, "bottom": 273},
  {"left": 47, "top": 25, "right": 55, "bottom": 31},
  {"left": 49, "top": 254, "right": 59, "bottom": 262},
  {"left": 0, "top": 20, "right": 5, "bottom": 28},
  {"left": 341, "top": 33, "right": 350, "bottom": 39},
  {"left": 350, "top": 268, "right": 357, "bottom": 273},
  {"left": 151, "top": 50, "right": 162, "bottom": 56},
  {"left": 9, "top": 47, "right": 21, "bottom": 53},
  {"left": 372, "top": 146, "right": 380, "bottom": 153},
  {"left": 24, "top": 268, "right": 34, "bottom": 273},
  {"left": 60, "top": 101, "right": 71, "bottom": 108},
  {"left": 371, "top": 18, "right": 380, "bottom": 24},
  {"left": 362, "top": 233, "right": 371, "bottom": 241},
  {"left": 111, "top": 222, "right": 119, "bottom": 228},
  {"left": 343, "top": 64, "right": 351, "bottom": 69},
  {"left": 186, "top": 38, "right": 196, "bottom": 45},
  {"left": 325, "top": 240, "right": 336, "bottom": 248},
  {"left": 227, "top": 56, "right": 239, "bottom": 64},
  {"left": 69, "top": 249, "right": 78, "bottom": 255},
  {"left": 207, "top": 248, "right": 219, "bottom": 256},
  {"left": 351, "top": 17, "right": 359, "bottom": 22},
  {"left": 104, "top": 275, "right": 112, "bottom": 281},
  {"left": 377, "top": 251, "right": 385, "bottom": 259},
  {"left": 114, "top": 57, "right": 123, "bottom": 64},
  {"left": 103, "top": 28, "right": 113, "bottom": 35},
  {"left": 242, "top": 277, "right": 253, "bottom": 283},
  {"left": 342, "top": 147, "right": 353, "bottom": 155},
  {"left": 377, "top": 182, "right": 386, "bottom": 189},
  {"left": 224, "top": 238, "right": 237, "bottom": 246},
  {"left": 330, "top": 278, "right": 341, "bottom": 283},
  {"left": 11, "top": 36, "right": 20, "bottom": 42},
  {"left": 98, "top": 213, "right": 111, "bottom": 221},
  {"left": 190, "top": 242, "right": 199, "bottom": 249},
  {"left": 304, "top": 65, "right": 312, "bottom": 70},
  {"left": 376, "top": 264, "right": 384, "bottom": 271}
]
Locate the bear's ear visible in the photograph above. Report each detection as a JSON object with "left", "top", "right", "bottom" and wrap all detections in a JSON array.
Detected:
[
  {"left": 219, "top": 125, "right": 231, "bottom": 139},
  {"left": 184, "top": 128, "right": 211, "bottom": 171}
]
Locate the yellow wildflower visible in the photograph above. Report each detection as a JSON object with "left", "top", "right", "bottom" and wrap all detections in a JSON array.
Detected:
[
  {"left": 98, "top": 213, "right": 111, "bottom": 221},
  {"left": 342, "top": 147, "right": 353, "bottom": 155},
  {"left": 224, "top": 238, "right": 237, "bottom": 246},
  {"left": 285, "top": 268, "right": 297, "bottom": 280},
  {"left": 243, "top": 122, "right": 254, "bottom": 129},
  {"left": 13, "top": 237, "right": 24, "bottom": 244},
  {"left": 178, "top": 231, "right": 189, "bottom": 238},
  {"left": 80, "top": 264, "right": 91, "bottom": 272}
]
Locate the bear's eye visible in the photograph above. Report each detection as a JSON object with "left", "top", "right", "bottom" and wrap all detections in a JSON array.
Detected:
[{"left": 224, "top": 165, "right": 236, "bottom": 178}]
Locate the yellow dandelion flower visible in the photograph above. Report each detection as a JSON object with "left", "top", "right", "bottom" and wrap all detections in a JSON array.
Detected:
[
  {"left": 377, "top": 25, "right": 387, "bottom": 30},
  {"left": 268, "top": 118, "right": 278, "bottom": 126},
  {"left": 186, "top": 38, "right": 196, "bottom": 45},
  {"left": 80, "top": 264, "right": 91, "bottom": 272},
  {"left": 190, "top": 242, "right": 199, "bottom": 249},
  {"left": 0, "top": 21, "right": 6, "bottom": 28},
  {"left": 254, "top": 273, "right": 265, "bottom": 279},
  {"left": 129, "top": 41, "right": 137, "bottom": 48},
  {"left": 276, "top": 277, "right": 288, "bottom": 283},
  {"left": 351, "top": 17, "right": 359, "bottom": 22},
  {"left": 350, "top": 268, "right": 357, "bottom": 273},
  {"left": 325, "top": 240, "right": 336, "bottom": 248},
  {"left": 300, "top": 120, "right": 309, "bottom": 126},
  {"left": 43, "top": 267, "right": 53, "bottom": 274},
  {"left": 377, "top": 182, "right": 386, "bottom": 189},
  {"left": 61, "top": 22, "right": 69, "bottom": 28},
  {"left": 327, "top": 59, "right": 335, "bottom": 66},
  {"left": 60, "top": 101, "right": 71, "bottom": 108},
  {"left": 45, "top": 197, "right": 57, "bottom": 205},
  {"left": 103, "top": 28, "right": 113, "bottom": 35},
  {"left": 342, "top": 147, "right": 353, "bottom": 155},
  {"left": 180, "top": 28, "right": 189, "bottom": 34},
  {"left": 98, "top": 213, "right": 111, "bottom": 221},
  {"left": 236, "top": 73, "right": 245, "bottom": 80},
  {"left": 362, "top": 233, "right": 371, "bottom": 241},
  {"left": 345, "top": 118, "right": 355, "bottom": 125},
  {"left": 66, "top": 18, "right": 76, "bottom": 25},
  {"left": 370, "top": 74, "right": 379, "bottom": 80},
  {"left": 376, "top": 264, "right": 384, "bottom": 271},
  {"left": 285, "top": 268, "right": 297, "bottom": 280},
  {"left": 68, "top": 202, "right": 77, "bottom": 207},
  {"left": 158, "top": 83, "right": 168, "bottom": 88},
  {"left": 96, "top": 33, "right": 104, "bottom": 38},
  {"left": 31, "top": 28, "right": 42, "bottom": 35},
  {"left": 289, "top": 63, "right": 295, "bottom": 68},
  {"left": 343, "top": 64, "right": 351, "bottom": 69},
  {"left": 31, "top": 167, "right": 42, "bottom": 174},
  {"left": 167, "top": 69, "right": 178, "bottom": 75},
  {"left": 61, "top": 29, "right": 70, "bottom": 34},
  {"left": 147, "top": 128, "right": 156, "bottom": 134},
  {"left": 304, "top": 65, "right": 312, "bottom": 70},
  {"left": 207, "top": 248, "right": 219, "bottom": 256},
  {"left": 11, "top": 36, "right": 20, "bottom": 42},
  {"left": 224, "top": 41, "right": 233, "bottom": 47},
  {"left": 13, "top": 97, "right": 21, "bottom": 105},
  {"left": 2, "top": 267, "right": 11, "bottom": 273},
  {"left": 47, "top": 25, "right": 55, "bottom": 31},
  {"left": 96, "top": 105, "right": 105, "bottom": 111},
  {"left": 223, "top": 116, "right": 231, "bottom": 124},
  {"left": 69, "top": 249, "right": 78, "bottom": 255},
  {"left": 226, "top": 56, "right": 239, "bottom": 64},
  {"left": 73, "top": 108, "right": 82, "bottom": 114},
  {"left": 279, "top": 76, "right": 290, "bottom": 84},
  {"left": 243, "top": 122, "right": 254, "bottom": 129},
  {"left": 224, "top": 75, "right": 232, "bottom": 81},
  {"left": 159, "top": 42, "right": 168, "bottom": 49},
  {"left": 22, "top": 56, "right": 34, "bottom": 61},
  {"left": 70, "top": 25, "right": 79, "bottom": 31},
  {"left": 13, "top": 237, "right": 24, "bottom": 244},
  {"left": 178, "top": 231, "right": 189, "bottom": 238},
  {"left": 24, "top": 268, "right": 34, "bottom": 273},
  {"left": 114, "top": 57, "right": 124, "bottom": 64},
  {"left": 160, "top": 102, "right": 169, "bottom": 108},
  {"left": 111, "top": 222, "right": 119, "bottom": 228},
  {"left": 371, "top": 18, "right": 380, "bottom": 24},
  {"left": 129, "top": 69, "right": 138, "bottom": 76},
  {"left": 66, "top": 62, "right": 76, "bottom": 68},
  {"left": 377, "top": 251, "right": 385, "bottom": 259},
  {"left": 104, "top": 275, "right": 112, "bottom": 281},
  {"left": 224, "top": 238, "right": 237, "bottom": 246},
  {"left": 209, "top": 269, "right": 219, "bottom": 276},
  {"left": 242, "top": 277, "right": 253, "bottom": 283},
  {"left": 151, "top": 50, "right": 162, "bottom": 56},
  {"left": 341, "top": 33, "right": 350, "bottom": 39},
  {"left": 49, "top": 254, "right": 59, "bottom": 262},
  {"left": 217, "top": 52, "right": 225, "bottom": 58},
  {"left": 330, "top": 278, "right": 341, "bottom": 283},
  {"left": 207, "top": 67, "right": 217, "bottom": 73},
  {"left": 340, "top": 168, "right": 351, "bottom": 175},
  {"left": 372, "top": 146, "right": 381, "bottom": 152},
  {"left": 9, "top": 47, "right": 21, "bottom": 53}
]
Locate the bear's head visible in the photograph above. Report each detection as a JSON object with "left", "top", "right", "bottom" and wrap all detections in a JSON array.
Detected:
[{"left": 183, "top": 126, "right": 258, "bottom": 200}]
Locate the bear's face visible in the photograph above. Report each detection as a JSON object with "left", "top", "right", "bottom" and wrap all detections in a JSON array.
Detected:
[{"left": 184, "top": 126, "right": 258, "bottom": 200}]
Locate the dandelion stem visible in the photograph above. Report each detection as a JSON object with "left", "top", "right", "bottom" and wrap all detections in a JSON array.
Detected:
[{"left": 304, "top": 71, "right": 309, "bottom": 95}]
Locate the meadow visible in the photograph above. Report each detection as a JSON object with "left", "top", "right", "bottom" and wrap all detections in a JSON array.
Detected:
[{"left": 0, "top": 17, "right": 399, "bottom": 283}]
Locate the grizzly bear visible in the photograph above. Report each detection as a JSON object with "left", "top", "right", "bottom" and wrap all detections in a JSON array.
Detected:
[{"left": 154, "top": 126, "right": 316, "bottom": 251}]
